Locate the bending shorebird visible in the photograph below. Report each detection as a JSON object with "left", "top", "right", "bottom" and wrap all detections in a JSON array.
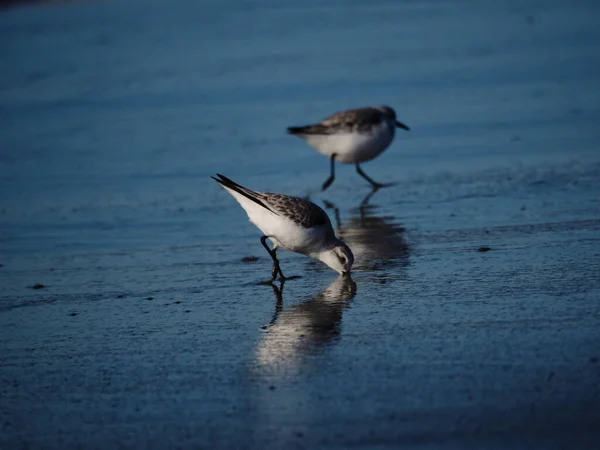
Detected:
[
  {"left": 287, "top": 105, "right": 410, "bottom": 191},
  {"left": 212, "top": 174, "right": 354, "bottom": 281}
]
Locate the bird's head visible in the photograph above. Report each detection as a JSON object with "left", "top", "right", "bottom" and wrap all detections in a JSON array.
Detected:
[
  {"left": 376, "top": 105, "right": 410, "bottom": 131},
  {"left": 318, "top": 241, "right": 354, "bottom": 274}
]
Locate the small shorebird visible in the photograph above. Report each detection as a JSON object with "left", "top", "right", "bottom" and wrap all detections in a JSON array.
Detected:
[
  {"left": 287, "top": 106, "right": 410, "bottom": 191},
  {"left": 212, "top": 174, "right": 354, "bottom": 281}
]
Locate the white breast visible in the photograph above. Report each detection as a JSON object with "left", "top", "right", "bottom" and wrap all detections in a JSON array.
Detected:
[{"left": 304, "top": 120, "right": 396, "bottom": 164}]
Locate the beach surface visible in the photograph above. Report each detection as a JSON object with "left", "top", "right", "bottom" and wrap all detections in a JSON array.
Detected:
[{"left": 1, "top": 0, "right": 600, "bottom": 448}]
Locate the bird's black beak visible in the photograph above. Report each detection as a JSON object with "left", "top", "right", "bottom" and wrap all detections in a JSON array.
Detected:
[{"left": 395, "top": 121, "right": 410, "bottom": 131}]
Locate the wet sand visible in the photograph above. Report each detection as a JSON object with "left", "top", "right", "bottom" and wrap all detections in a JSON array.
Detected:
[{"left": 1, "top": 0, "right": 600, "bottom": 448}]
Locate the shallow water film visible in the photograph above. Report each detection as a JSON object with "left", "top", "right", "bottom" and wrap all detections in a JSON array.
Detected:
[{"left": 1, "top": 0, "right": 600, "bottom": 448}]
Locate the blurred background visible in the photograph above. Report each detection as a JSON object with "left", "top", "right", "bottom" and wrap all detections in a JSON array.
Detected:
[{"left": 1, "top": 0, "right": 599, "bottom": 448}]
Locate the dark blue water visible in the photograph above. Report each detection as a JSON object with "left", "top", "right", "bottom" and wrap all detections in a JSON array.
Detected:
[{"left": 1, "top": 0, "right": 600, "bottom": 448}]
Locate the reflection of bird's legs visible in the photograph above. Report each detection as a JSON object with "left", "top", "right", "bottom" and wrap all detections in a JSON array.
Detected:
[
  {"left": 260, "top": 236, "right": 285, "bottom": 281},
  {"left": 333, "top": 207, "right": 341, "bottom": 228},
  {"left": 322, "top": 199, "right": 342, "bottom": 229},
  {"left": 322, "top": 154, "right": 337, "bottom": 191},
  {"left": 356, "top": 163, "right": 384, "bottom": 190},
  {"left": 360, "top": 188, "right": 380, "bottom": 211},
  {"left": 268, "top": 281, "right": 284, "bottom": 325}
]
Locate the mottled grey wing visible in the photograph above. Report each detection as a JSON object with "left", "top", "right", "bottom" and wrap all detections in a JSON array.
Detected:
[
  {"left": 264, "top": 194, "right": 332, "bottom": 229},
  {"left": 322, "top": 107, "right": 384, "bottom": 133}
]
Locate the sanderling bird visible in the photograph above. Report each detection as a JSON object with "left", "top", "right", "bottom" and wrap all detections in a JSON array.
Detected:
[
  {"left": 212, "top": 174, "right": 354, "bottom": 281},
  {"left": 287, "top": 106, "right": 410, "bottom": 191}
]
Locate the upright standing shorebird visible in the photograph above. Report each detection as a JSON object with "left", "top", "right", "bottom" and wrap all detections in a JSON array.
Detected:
[
  {"left": 212, "top": 174, "right": 354, "bottom": 281},
  {"left": 287, "top": 106, "right": 410, "bottom": 191}
]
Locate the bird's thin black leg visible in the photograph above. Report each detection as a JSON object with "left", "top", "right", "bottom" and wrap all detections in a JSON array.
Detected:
[
  {"left": 260, "top": 236, "right": 285, "bottom": 281},
  {"left": 322, "top": 153, "right": 337, "bottom": 191},
  {"left": 356, "top": 163, "right": 384, "bottom": 190}
]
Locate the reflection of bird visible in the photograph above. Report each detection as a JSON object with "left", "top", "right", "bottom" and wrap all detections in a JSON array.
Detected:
[
  {"left": 212, "top": 174, "right": 354, "bottom": 281},
  {"left": 328, "top": 199, "right": 409, "bottom": 273},
  {"left": 256, "top": 275, "right": 357, "bottom": 372},
  {"left": 287, "top": 106, "right": 410, "bottom": 191}
]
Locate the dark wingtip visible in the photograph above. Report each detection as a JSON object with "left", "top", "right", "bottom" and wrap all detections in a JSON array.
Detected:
[
  {"left": 215, "top": 173, "right": 236, "bottom": 185},
  {"left": 212, "top": 174, "right": 234, "bottom": 187},
  {"left": 211, "top": 174, "right": 278, "bottom": 216}
]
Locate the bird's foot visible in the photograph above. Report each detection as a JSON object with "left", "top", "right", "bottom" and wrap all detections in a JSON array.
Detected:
[
  {"left": 322, "top": 199, "right": 336, "bottom": 209},
  {"left": 370, "top": 181, "right": 396, "bottom": 190}
]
